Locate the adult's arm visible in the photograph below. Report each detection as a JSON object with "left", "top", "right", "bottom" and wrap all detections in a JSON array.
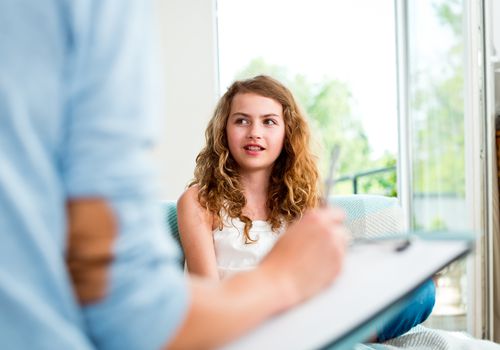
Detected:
[
  {"left": 63, "top": 2, "right": 347, "bottom": 350},
  {"left": 168, "top": 207, "right": 348, "bottom": 349}
]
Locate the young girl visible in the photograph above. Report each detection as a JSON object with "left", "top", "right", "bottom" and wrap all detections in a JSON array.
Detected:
[
  {"left": 177, "top": 74, "right": 436, "bottom": 343},
  {"left": 177, "top": 75, "right": 320, "bottom": 280}
]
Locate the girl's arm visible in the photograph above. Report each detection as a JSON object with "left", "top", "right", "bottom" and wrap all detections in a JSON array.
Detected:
[{"left": 177, "top": 186, "right": 220, "bottom": 280}]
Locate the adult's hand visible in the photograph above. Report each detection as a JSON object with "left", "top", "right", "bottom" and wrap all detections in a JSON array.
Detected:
[{"left": 260, "top": 206, "right": 349, "bottom": 306}]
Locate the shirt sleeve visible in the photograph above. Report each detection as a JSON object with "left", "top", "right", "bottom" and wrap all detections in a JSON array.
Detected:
[{"left": 62, "top": 2, "right": 188, "bottom": 349}]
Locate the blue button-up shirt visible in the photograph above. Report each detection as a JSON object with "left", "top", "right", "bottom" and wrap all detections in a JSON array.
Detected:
[{"left": 0, "top": 1, "right": 188, "bottom": 349}]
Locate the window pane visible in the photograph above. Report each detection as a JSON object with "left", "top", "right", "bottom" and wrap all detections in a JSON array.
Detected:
[{"left": 406, "top": 0, "right": 467, "bottom": 330}]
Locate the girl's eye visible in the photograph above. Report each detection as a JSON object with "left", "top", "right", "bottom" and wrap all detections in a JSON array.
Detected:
[
  {"left": 263, "top": 119, "right": 277, "bottom": 125},
  {"left": 235, "top": 118, "right": 250, "bottom": 125}
]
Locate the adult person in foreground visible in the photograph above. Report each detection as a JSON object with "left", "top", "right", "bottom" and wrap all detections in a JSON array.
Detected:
[{"left": 0, "top": 1, "right": 347, "bottom": 349}]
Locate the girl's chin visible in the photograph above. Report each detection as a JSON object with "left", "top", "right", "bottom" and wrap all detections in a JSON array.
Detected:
[{"left": 237, "top": 163, "right": 274, "bottom": 173}]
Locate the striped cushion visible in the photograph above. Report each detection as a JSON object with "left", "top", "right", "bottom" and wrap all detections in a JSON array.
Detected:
[
  {"left": 161, "top": 200, "right": 182, "bottom": 265},
  {"left": 331, "top": 195, "right": 404, "bottom": 240}
]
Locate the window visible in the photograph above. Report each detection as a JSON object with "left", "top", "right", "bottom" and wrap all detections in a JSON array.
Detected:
[{"left": 401, "top": 0, "right": 476, "bottom": 332}]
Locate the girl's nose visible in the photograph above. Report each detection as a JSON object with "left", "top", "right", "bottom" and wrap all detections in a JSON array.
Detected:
[{"left": 247, "top": 124, "right": 262, "bottom": 139}]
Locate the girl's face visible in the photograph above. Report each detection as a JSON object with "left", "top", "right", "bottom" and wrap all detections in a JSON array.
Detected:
[{"left": 226, "top": 93, "right": 285, "bottom": 174}]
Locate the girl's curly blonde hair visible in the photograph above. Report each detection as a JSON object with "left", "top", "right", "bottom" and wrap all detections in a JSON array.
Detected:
[{"left": 190, "top": 75, "right": 320, "bottom": 243}]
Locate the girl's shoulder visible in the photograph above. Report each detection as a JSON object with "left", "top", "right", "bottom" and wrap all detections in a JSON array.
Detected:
[
  {"left": 177, "top": 185, "right": 203, "bottom": 215},
  {"left": 178, "top": 184, "right": 200, "bottom": 201},
  {"left": 177, "top": 185, "right": 216, "bottom": 230}
]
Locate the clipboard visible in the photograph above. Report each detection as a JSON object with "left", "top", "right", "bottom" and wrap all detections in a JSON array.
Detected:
[{"left": 221, "top": 231, "right": 474, "bottom": 350}]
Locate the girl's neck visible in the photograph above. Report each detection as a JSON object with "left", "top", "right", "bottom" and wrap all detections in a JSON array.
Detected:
[
  {"left": 240, "top": 170, "right": 269, "bottom": 195},
  {"left": 239, "top": 169, "right": 271, "bottom": 220}
]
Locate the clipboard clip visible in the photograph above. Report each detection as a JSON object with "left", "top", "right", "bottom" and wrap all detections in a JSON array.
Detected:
[
  {"left": 350, "top": 234, "right": 416, "bottom": 253},
  {"left": 394, "top": 238, "right": 412, "bottom": 252}
]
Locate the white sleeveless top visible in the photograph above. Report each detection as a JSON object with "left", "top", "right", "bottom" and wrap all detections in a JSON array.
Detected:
[{"left": 213, "top": 217, "right": 285, "bottom": 279}]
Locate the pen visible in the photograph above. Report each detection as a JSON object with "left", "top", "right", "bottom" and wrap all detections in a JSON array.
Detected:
[{"left": 321, "top": 145, "right": 340, "bottom": 206}]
